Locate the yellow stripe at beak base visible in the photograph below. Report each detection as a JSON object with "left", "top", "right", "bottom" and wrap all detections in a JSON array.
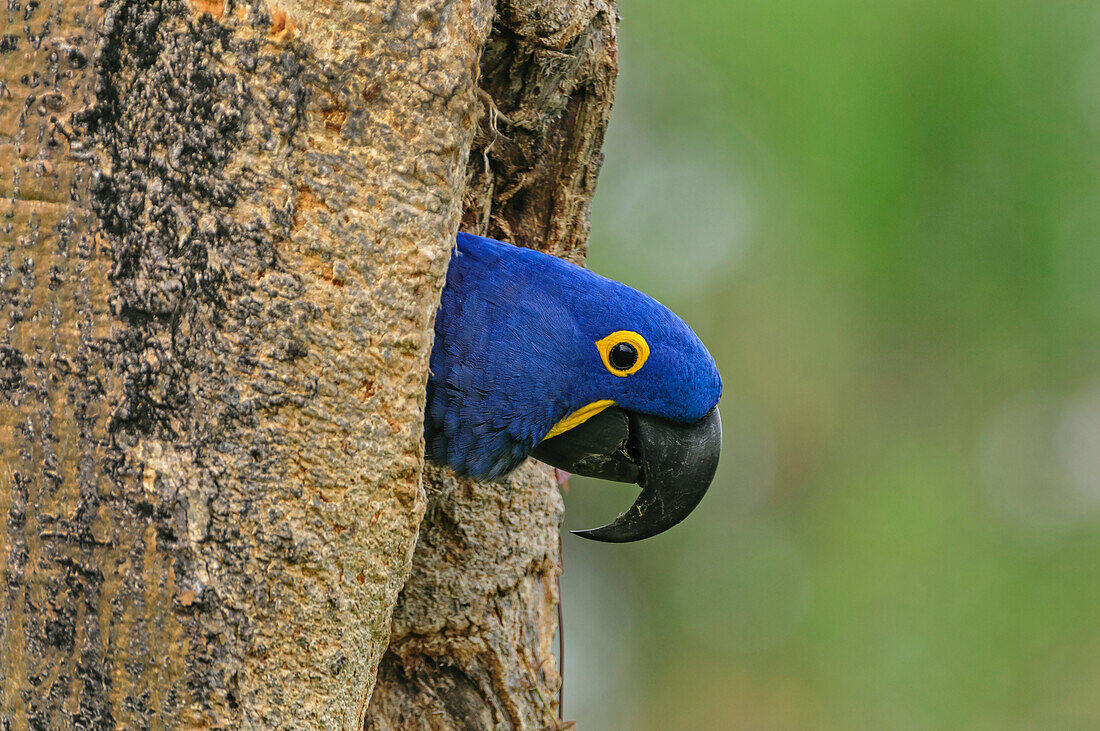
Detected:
[{"left": 543, "top": 400, "right": 616, "bottom": 441}]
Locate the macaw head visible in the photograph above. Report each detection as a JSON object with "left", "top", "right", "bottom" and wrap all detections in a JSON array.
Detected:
[{"left": 426, "top": 233, "right": 723, "bottom": 542}]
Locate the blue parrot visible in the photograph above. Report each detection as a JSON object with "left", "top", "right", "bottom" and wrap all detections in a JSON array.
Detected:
[{"left": 425, "top": 232, "right": 723, "bottom": 542}]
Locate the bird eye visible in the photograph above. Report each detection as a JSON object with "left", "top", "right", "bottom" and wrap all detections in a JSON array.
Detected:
[
  {"left": 596, "top": 330, "right": 650, "bottom": 376},
  {"left": 609, "top": 342, "right": 638, "bottom": 370}
]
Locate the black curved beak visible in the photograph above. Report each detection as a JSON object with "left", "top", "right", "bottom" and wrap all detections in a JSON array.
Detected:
[{"left": 531, "top": 406, "right": 721, "bottom": 543}]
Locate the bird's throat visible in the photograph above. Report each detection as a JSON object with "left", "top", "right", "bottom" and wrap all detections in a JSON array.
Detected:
[{"left": 543, "top": 399, "right": 616, "bottom": 440}]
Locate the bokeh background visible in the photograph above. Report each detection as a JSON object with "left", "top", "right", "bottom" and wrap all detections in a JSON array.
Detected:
[{"left": 560, "top": 1, "right": 1100, "bottom": 728}]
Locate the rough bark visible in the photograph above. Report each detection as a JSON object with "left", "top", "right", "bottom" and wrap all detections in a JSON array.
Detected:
[
  {"left": 1, "top": 0, "right": 494, "bottom": 728},
  {"left": 364, "top": 2, "right": 618, "bottom": 728}
]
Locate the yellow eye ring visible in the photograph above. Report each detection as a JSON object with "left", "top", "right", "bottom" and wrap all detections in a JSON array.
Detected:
[{"left": 596, "top": 330, "right": 650, "bottom": 377}]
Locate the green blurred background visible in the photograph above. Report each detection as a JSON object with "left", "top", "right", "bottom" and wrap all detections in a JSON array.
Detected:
[{"left": 560, "top": 1, "right": 1100, "bottom": 728}]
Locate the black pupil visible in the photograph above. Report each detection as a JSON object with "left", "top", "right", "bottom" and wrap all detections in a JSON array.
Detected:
[{"left": 609, "top": 342, "right": 638, "bottom": 371}]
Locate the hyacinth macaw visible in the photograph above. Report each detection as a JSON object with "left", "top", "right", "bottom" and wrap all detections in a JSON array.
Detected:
[{"left": 425, "top": 232, "right": 723, "bottom": 542}]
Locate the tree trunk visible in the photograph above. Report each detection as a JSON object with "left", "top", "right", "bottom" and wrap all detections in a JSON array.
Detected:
[
  {"left": 364, "top": 2, "right": 618, "bottom": 728},
  {"left": 0, "top": 0, "right": 615, "bottom": 729}
]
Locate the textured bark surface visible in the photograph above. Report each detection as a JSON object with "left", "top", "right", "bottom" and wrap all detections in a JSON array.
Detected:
[
  {"left": 1, "top": 0, "right": 493, "bottom": 728},
  {"left": 365, "top": 1, "right": 618, "bottom": 728}
]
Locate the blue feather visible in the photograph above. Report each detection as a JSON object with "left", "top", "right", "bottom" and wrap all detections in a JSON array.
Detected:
[{"left": 425, "top": 232, "right": 722, "bottom": 480}]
